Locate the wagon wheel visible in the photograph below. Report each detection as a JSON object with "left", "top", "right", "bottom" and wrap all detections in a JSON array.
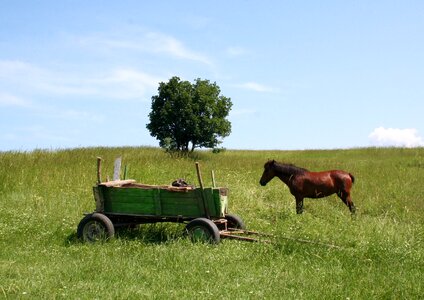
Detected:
[
  {"left": 185, "top": 218, "right": 220, "bottom": 244},
  {"left": 225, "top": 214, "right": 246, "bottom": 230},
  {"left": 77, "top": 213, "right": 115, "bottom": 243}
]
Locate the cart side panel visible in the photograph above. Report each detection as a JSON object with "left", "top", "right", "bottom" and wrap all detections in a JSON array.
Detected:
[
  {"left": 100, "top": 186, "right": 210, "bottom": 218},
  {"left": 101, "top": 186, "right": 157, "bottom": 215},
  {"left": 202, "top": 188, "right": 217, "bottom": 217},
  {"left": 158, "top": 189, "right": 205, "bottom": 217},
  {"left": 97, "top": 185, "right": 228, "bottom": 218},
  {"left": 158, "top": 188, "right": 226, "bottom": 218}
]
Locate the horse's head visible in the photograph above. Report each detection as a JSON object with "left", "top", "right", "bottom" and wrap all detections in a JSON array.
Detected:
[{"left": 260, "top": 160, "right": 277, "bottom": 186}]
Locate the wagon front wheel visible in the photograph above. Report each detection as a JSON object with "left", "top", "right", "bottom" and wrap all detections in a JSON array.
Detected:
[
  {"left": 77, "top": 213, "right": 115, "bottom": 243},
  {"left": 225, "top": 214, "right": 246, "bottom": 230},
  {"left": 185, "top": 218, "right": 220, "bottom": 244}
]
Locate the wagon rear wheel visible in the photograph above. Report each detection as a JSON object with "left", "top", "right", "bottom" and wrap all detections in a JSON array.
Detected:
[
  {"left": 225, "top": 214, "right": 246, "bottom": 230},
  {"left": 77, "top": 213, "right": 115, "bottom": 243},
  {"left": 185, "top": 218, "right": 220, "bottom": 244}
]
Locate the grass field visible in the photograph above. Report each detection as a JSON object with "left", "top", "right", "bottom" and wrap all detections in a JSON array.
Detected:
[{"left": 1, "top": 147, "right": 423, "bottom": 299}]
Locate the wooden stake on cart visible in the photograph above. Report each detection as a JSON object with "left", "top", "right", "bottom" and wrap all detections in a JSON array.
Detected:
[
  {"left": 97, "top": 157, "right": 102, "bottom": 184},
  {"left": 211, "top": 170, "right": 216, "bottom": 188},
  {"left": 195, "top": 162, "right": 210, "bottom": 219}
]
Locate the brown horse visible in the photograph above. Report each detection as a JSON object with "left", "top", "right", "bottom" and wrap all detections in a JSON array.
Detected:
[{"left": 259, "top": 160, "right": 356, "bottom": 214}]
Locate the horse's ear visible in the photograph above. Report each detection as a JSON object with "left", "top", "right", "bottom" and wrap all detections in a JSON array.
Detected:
[{"left": 272, "top": 159, "right": 276, "bottom": 164}]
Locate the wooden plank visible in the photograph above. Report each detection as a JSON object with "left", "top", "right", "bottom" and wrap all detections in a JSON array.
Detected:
[
  {"left": 203, "top": 188, "right": 214, "bottom": 216},
  {"left": 93, "top": 186, "right": 104, "bottom": 212},
  {"left": 213, "top": 188, "right": 226, "bottom": 217},
  {"left": 195, "top": 162, "right": 210, "bottom": 218},
  {"left": 154, "top": 189, "right": 162, "bottom": 215},
  {"left": 118, "top": 182, "right": 194, "bottom": 192},
  {"left": 113, "top": 157, "right": 122, "bottom": 181},
  {"left": 99, "top": 179, "right": 136, "bottom": 187},
  {"left": 106, "top": 201, "right": 156, "bottom": 215},
  {"left": 98, "top": 184, "right": 226, "bottom": 218},
  {"left": 161, "top": 199, "right": 200, "bottom": 216},
  {"left": 97, "top": 157, "right": 102, "bottom": 184},
  {"left": 211, "top": 170, "right": 216, "bottom": 188},
  {"left": 102, "top": 186, "right": 156, "bottom": 214},
  {"left": 159, "top": 189, "right": 203, "bottom": 216}
]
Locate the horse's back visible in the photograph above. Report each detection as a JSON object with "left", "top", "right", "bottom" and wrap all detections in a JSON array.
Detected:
[
  {"left": 293, "top": 171, "right": 336, "bottom": 198},
  {"left": 303, "top": 170, "right": 353, "bottom": 190}
]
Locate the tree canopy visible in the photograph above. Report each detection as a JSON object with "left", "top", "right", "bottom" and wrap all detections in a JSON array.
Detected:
[{"left": 146, "top": 76, "right": 232, "bottom": 152}]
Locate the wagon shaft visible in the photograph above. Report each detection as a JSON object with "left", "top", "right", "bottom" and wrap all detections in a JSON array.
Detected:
[{"left": 219, "top": 229, "right": 273, "bottom": 243}]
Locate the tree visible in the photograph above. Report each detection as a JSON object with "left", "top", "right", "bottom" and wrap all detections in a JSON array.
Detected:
[{"left": 146, "top": 76, "right": 232, "bottom": 153}]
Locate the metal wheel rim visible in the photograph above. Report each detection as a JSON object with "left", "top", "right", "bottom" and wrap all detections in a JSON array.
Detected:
[{"left": 83, "top": 220, "right": 107, "bottom": 242}]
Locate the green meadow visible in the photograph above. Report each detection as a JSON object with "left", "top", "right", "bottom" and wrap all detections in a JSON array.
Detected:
[{"left": 1, "top": 147, "right": 423, "bottom": 299}]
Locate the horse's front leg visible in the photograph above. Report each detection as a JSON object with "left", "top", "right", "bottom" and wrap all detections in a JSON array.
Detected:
[{"left": 295, "top": 196, "right": 304, "bottom": 214}]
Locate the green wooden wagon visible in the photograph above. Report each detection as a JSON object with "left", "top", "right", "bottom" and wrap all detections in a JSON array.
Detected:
[{"left": 77, "top": 158, "right": 265, "bottom": 244}]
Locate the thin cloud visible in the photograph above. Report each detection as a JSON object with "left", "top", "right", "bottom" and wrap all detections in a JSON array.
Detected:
[
  {"left": 146, "top": 32, "right": 212, "bottom": 65},
  {"left": 369, "top": 127, "right": 424, "bottom": 148},
  {"left": 236, "top": 82, "right": 278, "bottom": 93},
  {"left": 0, "top": 60, "right": 41, "bottom": 76},
  {"left": 77, "top": 30, "right": 213, "bottom": 65},
  {"left": 0, "top": 92, "right": 31, "bottom": 108},
  {"left": 90, "top": 68, "right": 164, "bottom": 100},
  {"left": 0, "top": 60, "right": 94, "bottom": 96},
  {"left": 0, "top": 60, "right": 162, "bottom": 100}
]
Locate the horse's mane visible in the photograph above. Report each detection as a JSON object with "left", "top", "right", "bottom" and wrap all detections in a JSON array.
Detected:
[{"left": 272, "top": 161, "right": 309, "bottom": 176}]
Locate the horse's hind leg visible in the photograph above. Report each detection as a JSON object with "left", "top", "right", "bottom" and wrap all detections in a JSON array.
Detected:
[
  {"left": 295, "top": 196, "right": 304, "bottom": 214},
  {"left": 338, "top": 191, "right": 356, "bottom": 214},
  {"left": 347, "top": 194, "right": 356, "bottom": 214}
]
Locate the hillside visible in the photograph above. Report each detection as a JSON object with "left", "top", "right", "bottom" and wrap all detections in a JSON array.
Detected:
[{"left": 1, "top": 147, "right": 423, "bottom": 298}]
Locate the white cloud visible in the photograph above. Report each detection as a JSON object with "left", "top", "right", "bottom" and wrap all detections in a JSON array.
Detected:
[
  {"left": 0, "top": 92, "right": 31, "bottom": 108},
  {"left": 0, "top": 60, "right": 94, "bottom": 96},
  {"left": 89, "top": 68, "right": 164, "bottom": 100},
  {"left": 0, "top": 60, "right": 41, "bottom": 76},
  {"left": 236, "top": 82, "right": 277, "bottom": 93},
  {"left": 369, "top": 127, "right": 424, "bottom": 148},
  {"left": 77, "top": 30, "right": 212, "bottom": 65},
  {"left": 145, "top": 32, "right": 212, "bottom": 65},
  {"left": 0, "top": 60, "right": 162, "bottom": 100}
]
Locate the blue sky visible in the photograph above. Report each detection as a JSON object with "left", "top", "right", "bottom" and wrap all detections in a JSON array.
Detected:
[{"left": 1, "top": 1, "right": 423, "bottom": 151}]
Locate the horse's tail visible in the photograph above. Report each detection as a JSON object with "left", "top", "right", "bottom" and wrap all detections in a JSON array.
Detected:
[{"left": 349, "top": 173, "right": 355, "bottom": 184}]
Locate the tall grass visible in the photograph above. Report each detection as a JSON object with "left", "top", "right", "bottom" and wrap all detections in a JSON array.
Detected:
[{"left": 1, "top": 147, "right": 423, "bottom": 298}]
